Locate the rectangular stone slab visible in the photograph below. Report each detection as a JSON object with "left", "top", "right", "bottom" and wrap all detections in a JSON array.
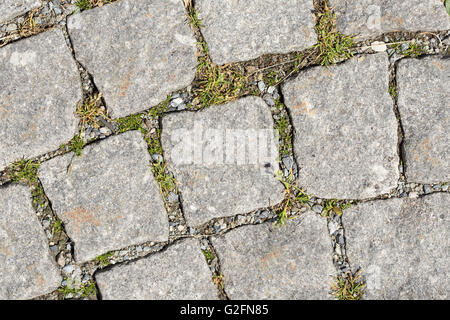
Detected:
[
  {"left": 0, "top": 29, "right": 81, "bottom": 171},
  {"left": 330, "top": 0, "right": 450, "bottom": 40},
  {"left": 396, "top": 57, "right": 449, "bottom": 183},
  {"left": 161, "top": 96, "right": 285, "bottom": 226},
  {"left": 343, "top": 193, "right": 449, "bottom": 299},
  {"left": 0, "top": 184, "right": 62, "bottom": 299},
  {"left": 196, "top": 0, "right": 316, "bottom": 65},
  {"left": 281, "top": 54, "right": 399, "bottom": 199},
  {"left": 95, "top": 238, "right": 218, "bottom": 299},
  {"left": 38, "top": 131, "right": 169, "bottom": 263},
  {"left": 67, "top": 0, "right": 197, "bottom": 118},
  {"left": 211, "top": 211, "right": 335, "bottom": 299}
]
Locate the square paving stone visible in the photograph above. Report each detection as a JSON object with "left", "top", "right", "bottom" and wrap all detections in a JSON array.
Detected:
[
  {"left": 161, "top": 96, "right": 285, "bottom": 226},
  {"left": 343, "top": 193, "right": 449, "bottom": 299},
  {"left": 329, "top": 0, "right": 450, "bottom": 40},
  {"left": 196, "top": 0, "right": 316, "bottom": 65},
  {"left": 396, "top": 57, "right": 449, "bottom": 183},
  {"left": 0, "top": 0, "right": 41, "bottom": 24},
  {"left": 38, "top": 131, "right": 169, "bottom": 263},
  {"left": 211, "top": 211, "right": 335, "bottom": 299},
  {"left": 0, "top": 184, "right": 62, "bottom": 300},
  {"left": 281, "top": 54, "right": 399, "bottom": 199},
  {"left": 67, "top": 0, "right": 197, "bottom": 118},
  {"left": 0, "top": 29, "right": 81, "bottom": 171},
  {"left": 95, "top": 238, "right": 218, "bottom": 299}
]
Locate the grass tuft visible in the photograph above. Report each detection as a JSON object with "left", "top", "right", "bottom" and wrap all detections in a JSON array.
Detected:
[
  {"left": 75, "top": 0, "right": 113, "bottom": 11},
  {"left": 321, "top": 199, "right": 351, "bottom": 217},
  {"left": 390, "top": 40, "right": 424, "bottom": 58},
  {"left": 151, "top": 160, "right": 177, "bottom": 198},
  {"left": 95, "top": 251, "right": 114, "bottom": 267},
  {"left": 75, "top": 93, "right": 109, "bottom": 128},
  {"left": 275, "top": 171, "right": 310, "bottom": 226},
  {"left": 116, "top": 114, "right": 143, "bottom": 133},
  {"left": 195, "top": 56, "right": 246, "bottom": 108},
  {"left": 9, "top": 159, "right": 40, "bottom": 185},
  {"left": 331, "top": 270, "right": 365, "bottom": 300},
  {"left": 315, "top": 5, "right": 355, "bottom": 66},
  {"left": 69, "top": 135, "right": 86, "bottom": 157}
]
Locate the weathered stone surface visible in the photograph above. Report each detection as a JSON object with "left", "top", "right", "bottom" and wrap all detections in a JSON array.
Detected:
[
  {"left": 397, "top": 57, "right": 449, "bottom": 183},
  {"left": 0, "top": 0, "right": 41, "bottom": 24},
  {"left": 282, "top": 54, "right": 399, "bottom": 199},
  {"left": 330, "top": 0, "right": 450, "bottom": 40},
  {"left": 0, "top": 29, "right": 81, "bottom": 171},
  {"left": 38, "top": 131, "right": 168, "bottom": 263},
  {"left": 0, "top": 184, "right": 62, "bottom": 299},
  {"left": 161, "top": 96, "right": 284, "bottom": 226},
  {"left": 211, "top": 211, "right": 334, "bottom": 299},
  {"left": 67, "top": 0, "right": 197, "bottom": 118},
  {"left": 196, "top": 0, "right": 316, "bottom": 65},
  {"left": 96, "top": 238, "right": 217, "bottom": 299},
  {"left": 343, "top": 193, "right": 449, "bottom": 299}
]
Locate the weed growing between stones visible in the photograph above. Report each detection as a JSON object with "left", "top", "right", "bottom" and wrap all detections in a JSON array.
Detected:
[
  {"left": 69, "top": 134, "right": 86, "bottom": 157},
  {"left": 330, "top": 270, "right": 365, "bottom": 300},
  {"left": 94, "top": 251, "right": 114, "bottom": 268},
  {"left": 389, "top": 40, "right": 425, "bottom": 58},
  {"left": 75, "top": 93, "right": 109, "bottom": 129},
  {"left": 60, "top": 279, "right": 97, "bottom": 299},
  {"left": 275, "top": 171, "right": 310, "bottom": 226},
  {"left": 151, "top": 160, "right": 178, "bottom": 198},
  {"left": 199, "top": 238, "right": 228, "bottom": 299},
  {"left": 185, "top": 1, "right": 202, "bottom": 29},
  {"left": 116, "top": 114, "right": 143, "bottom": 133},
  {"left": 273, "top": 99, "right": 293, "bottom": 157},
  {"left": 321, "top": 199, "right": 351, "bottom": 217},
  {"left": 75, "top": 0, "right": 115, "bottom": 11},
  {"left": 202, "top": 249, "right": 215, "bottom": 261},
  {"left": 8, "top": 159, "right": 40, "bottom": 185},
  {"left": 194, "top": 55, "right": 247, "bottom": 108},
  {"left": 315, "top": 4, "right": 355, "bottom": 66}
]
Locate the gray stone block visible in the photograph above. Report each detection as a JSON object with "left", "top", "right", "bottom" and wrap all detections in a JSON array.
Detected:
[
  {"left": 95, "top": 238, "right": 218, "bottom": 299},
  {"left": 330, "top": 0, "right": 450, "bottom": 40},
  {"left": 67, "top": 0, "right": 197, "bottom": 118},
  {"left": 161, "top": 96, "right": 285, "bottom": 226},
  {"left": 397, "top": 57, "right": 449, "bottom": 183},
  {"left": 0, "top": 29, "right": 81, "bottom": 171},
  {"left": 343, "top": 193, "right": 449, "bottom": 299},
  {"left": 196, "top": 0, "right": 316, "bottom": 65},
  {"left": 282, "top": 54, "right": 399, "bottom": 199},
  {"left": 38, "top": 131, "right": 168, "bottom": 263},
  {"left": 211, "top": 211, "right": 335, "bottom": 299},
  {"left": 0, "top": 184, "right": 62, "bottom": 299},
  {"left": 0, "top": 0, "right": 41, "bottom": 24}
]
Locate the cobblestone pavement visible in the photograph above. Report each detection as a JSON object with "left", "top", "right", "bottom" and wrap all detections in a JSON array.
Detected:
[{"left": 0, "top": 0, "right": 448, "bottom": 300}]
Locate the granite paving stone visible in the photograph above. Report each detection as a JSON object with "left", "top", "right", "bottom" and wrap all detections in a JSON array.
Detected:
[
  {"left": 0, "top": 184, "right": 62, "bottom": 299},
  {"left": 196, "top": 0, "right": 316, "bottom": 65},
  {"left": 95, "top": 238, "right": 218, "bottom": 299},
  {"left": 282, "top": 53, "right": 399, "bottom": 199},
  {"left": 38, "top": 131, "right": 169, "bottom": 263},
  {"left": 67, "top": 0, "right": 197, "bottom": 118},
  {"left": 329, "top": 0, "right": 450, "bottom": 40},
  {"left": 0, "top": 29, "right": 81, "bottom": 171},
  {"left": 396, "top": 57, "right": 449, "bottom": 183},
  {"left": 343, "top": 193, "right": 449, "bottom": 299},
  {"left": 161, "top": 96, "right": 285, "bottom": 226},
  {"left": 211, "top": 211, "right": 335, "bottom": 299},
  {"left": 0, "top": 0, "right": 41, "bottom": 24}
]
